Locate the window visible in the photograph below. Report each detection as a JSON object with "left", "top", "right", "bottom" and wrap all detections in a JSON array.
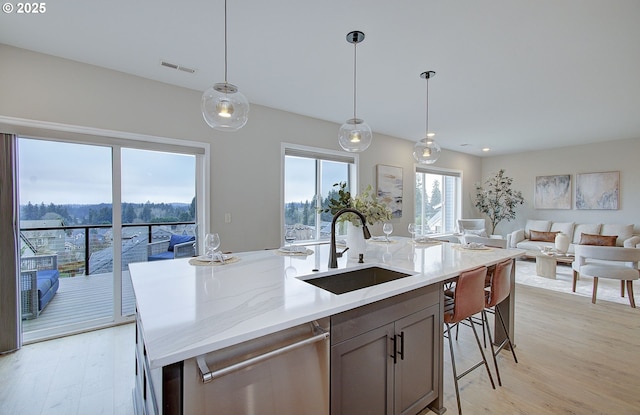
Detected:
[
  {"left": 415, "top": 166, "right": 461, "bottom": 235},
  {"left": 283, "top": 144, "right": 357, "bottom": 243}
]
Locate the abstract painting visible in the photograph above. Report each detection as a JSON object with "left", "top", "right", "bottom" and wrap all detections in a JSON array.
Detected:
[
  {"left": 376, "top": 164, "right": 403, "bottom": 218},
  {"left": 575, "top": 171, "right": 619, "bottom": 210},
  {"left": 534, "top": 174, "right": 571, "bottom": 209}
]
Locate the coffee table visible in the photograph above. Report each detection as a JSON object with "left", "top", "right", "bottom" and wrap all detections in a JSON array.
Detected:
[{"left": 526, "top": 250, "right": 574, "bottom": 279}]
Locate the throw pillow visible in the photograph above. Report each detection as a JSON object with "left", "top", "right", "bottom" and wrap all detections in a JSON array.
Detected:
[
  {"left": 579, "top": 233, "right": 617, "bottom": 246},
  {"left": 524, "top": 220, "right": 552, "bottom": 239},
  {"left": 529, "top": 230, "right": 559, "bottom": 242},
  {"left": 572, "top": 224, "right": 602, "bottom": 244},
  {"left": 600, "top": 224, "right": 633, "bottom": 247},
  {"left": 550, "top": 222, "right": 575, "bottom": 237},
  {"left": 464, "top": 228, "right": 488, "bottom": 237}
]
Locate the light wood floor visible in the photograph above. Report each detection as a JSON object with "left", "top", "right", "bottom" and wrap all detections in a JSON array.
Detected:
[
  {"left": 1, "top": 283, "right": 638, "bottom": 415},
  {"left": 437, "top": 283, "right": 640, "bottom": 415},
  {"left": 0, "top": 323, "right": 134, "bottom": 415}
]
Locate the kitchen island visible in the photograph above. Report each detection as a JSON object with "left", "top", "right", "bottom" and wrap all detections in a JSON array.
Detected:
[{"left": 130, "top": 238, "right": 523, "bottom": 415}]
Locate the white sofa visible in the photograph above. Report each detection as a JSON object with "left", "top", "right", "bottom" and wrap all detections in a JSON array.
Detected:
[{"left": 507, "top": 220, "right": 640, "bottom": 253}]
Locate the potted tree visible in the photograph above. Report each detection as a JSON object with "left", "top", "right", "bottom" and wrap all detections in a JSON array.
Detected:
[{"left": 474, "top": 169, "right": 524, "bottom": 236}]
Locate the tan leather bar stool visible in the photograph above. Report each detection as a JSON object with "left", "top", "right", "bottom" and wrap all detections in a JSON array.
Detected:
[
  {"left": 444, "top": 266, "right": 496, "bottom": 415},
  {"left": 482, "top": 258, "right": 518, "bottom": 386}
]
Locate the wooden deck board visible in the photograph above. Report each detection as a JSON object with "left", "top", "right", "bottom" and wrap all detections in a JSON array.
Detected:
[{"left": 22, "top": 270, "right": 136, "bottom": 334}]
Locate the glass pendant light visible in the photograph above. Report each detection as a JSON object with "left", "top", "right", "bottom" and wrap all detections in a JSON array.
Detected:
[
  {"left": 201, "top": 0, "right": 249, "bottom": 131},
  {"left": 413, "top": 71, "right": 441, "bottom": 164},
  {"left": 338, "top": 31, "right": 372, "bottom": 152}
]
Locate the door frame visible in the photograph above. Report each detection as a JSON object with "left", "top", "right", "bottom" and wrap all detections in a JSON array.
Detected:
[{"left": 3, "top": 116, "right": 210, "bottom": 342}]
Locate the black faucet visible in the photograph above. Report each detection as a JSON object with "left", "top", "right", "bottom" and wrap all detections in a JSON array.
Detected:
[{"left": 329, "top": 208, "right": 371, "bottom": 268}]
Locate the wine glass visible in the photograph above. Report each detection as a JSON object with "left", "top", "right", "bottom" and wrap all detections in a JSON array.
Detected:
[
  {"left": 204, "top": 233, "right": 221, "bottom": 260},
  {"left": 284, "top": 228, "right": 296, "bottom": 248},
  {"left": 382, "top": 246, "right": 393, "bottom": 263},
  {"left": 382, "top": 223, "right": 393, "bottom": 242},
  {"left": 408, "top": 223, "right": 416, "bottom": 240},
  {"left": 284, "top": 256, "right": 297, "bottom": 278}
]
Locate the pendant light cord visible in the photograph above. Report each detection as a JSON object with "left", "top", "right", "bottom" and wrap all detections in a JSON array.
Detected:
[
  {"left": 224, "top": 0, "right": 228, "bottom": 84},
  {"left": 425, "top": 77, "right": 429, "bottom": 134},
  {"left": 352, "top": 41, "right": 357, "bottom": 120}
]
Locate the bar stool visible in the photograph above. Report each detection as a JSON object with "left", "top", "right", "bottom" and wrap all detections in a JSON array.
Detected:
[
  {"left": 482, "top": 258, "right": 518, "bottom": 386},
  {"left": 444, "top": 266, "right": 496, "bottom": 415}
]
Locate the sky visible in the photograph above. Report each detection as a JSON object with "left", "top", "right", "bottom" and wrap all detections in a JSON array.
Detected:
[
  {"left": 18, "top": 138, "right": 196, "bottom": 205},
  {"left": 18, "top": 138, "right": 391, "bottom": 207},
  {"left": 284, "top": 156, "right": 349, "bottom": 203}
]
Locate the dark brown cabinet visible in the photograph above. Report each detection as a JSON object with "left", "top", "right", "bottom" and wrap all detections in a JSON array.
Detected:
[{"left": 330, "top": 285, "right": 441, "bottom": 415}]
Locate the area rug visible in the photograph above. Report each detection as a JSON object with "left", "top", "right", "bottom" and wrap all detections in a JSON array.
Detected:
[{"left": 515, "top": 259, "right": 639, "bottom": 307}]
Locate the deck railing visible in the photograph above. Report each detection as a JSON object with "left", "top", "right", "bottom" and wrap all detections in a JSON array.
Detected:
[{"left": 20, "top": 221, "right": 196, "bottom": 276}]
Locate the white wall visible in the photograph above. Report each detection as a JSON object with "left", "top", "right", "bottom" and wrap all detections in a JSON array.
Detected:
[
  {"left": 0, "top": 44, "right": 482, "bottom": 252},
  {"left": 481, "top": 137, "right": 640, "bottom": 236}
]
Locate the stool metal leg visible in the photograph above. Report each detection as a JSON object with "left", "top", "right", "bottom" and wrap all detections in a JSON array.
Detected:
[
  {"left": 445, "top": 322, "right": 463, "bottom": 415},
  {"left": 467, "top": 316, "right": 496, "bottom": 390},
  {"left": 483, "top": 306, "right": 518, "bottom": 387},
  {"left": 445, "top": 318, "right": 497, "bottom": 415}
]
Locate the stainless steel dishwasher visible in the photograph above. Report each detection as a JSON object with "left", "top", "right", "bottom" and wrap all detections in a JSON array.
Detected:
[{"left": 183, "top": 318, "right": 330, "bottom": 415}]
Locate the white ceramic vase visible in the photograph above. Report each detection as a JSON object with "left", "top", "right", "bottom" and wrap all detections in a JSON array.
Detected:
[
  {"left": 555, "top": 232, "right": 570, "bottom": 253},
  {"left": 346, "top": 222, "right": 366, "bottom": 259}
]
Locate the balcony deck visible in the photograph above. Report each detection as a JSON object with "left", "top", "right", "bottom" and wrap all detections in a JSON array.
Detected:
[{"left": 22, "top": 270, "right": 136, "bottom": 335}]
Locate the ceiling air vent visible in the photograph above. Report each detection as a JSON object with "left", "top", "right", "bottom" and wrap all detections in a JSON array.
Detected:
[{"left": 160, "top": 60, "right": 196, "bottom": 74}]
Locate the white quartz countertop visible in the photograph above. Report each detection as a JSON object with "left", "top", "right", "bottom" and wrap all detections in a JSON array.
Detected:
[{"left": 129, "top": 237, "right": 524, "bottom": 369}]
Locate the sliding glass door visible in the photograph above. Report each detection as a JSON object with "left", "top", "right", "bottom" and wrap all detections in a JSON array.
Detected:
[
  {"left": 120, "top": 148, "right": 196, "bottom": 317},
  {"left": 17, "top": 137, "right": 201, "bottom": 342}
]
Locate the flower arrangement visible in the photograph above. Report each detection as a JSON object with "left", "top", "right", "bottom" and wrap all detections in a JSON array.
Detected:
[
  {"left": 474, "top": 169, "right": 524, "bottom": 235},
  {"left": 321, "top": 182, "right": 392, "bottom": 226}
]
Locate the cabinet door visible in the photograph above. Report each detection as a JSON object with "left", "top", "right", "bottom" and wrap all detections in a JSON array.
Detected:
[
  {"left": 394, "top": 305, "right": 440, "bottom": 415},
  {"left": 331, "top": 323, "right": 395, "bottom": 415}
]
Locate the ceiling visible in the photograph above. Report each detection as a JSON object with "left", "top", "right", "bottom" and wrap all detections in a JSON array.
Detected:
[{"left": 2, "top": 0, "right": 640, "bottom": 156}]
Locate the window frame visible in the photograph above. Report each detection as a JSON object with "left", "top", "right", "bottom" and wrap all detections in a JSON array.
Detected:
[
  {"left": 414, "top": 164, "right": 462, "bottom": 236},
  {"left": 281, "top": 143, "right": 358, "bottom": 243},
  {"left": 3, "top": 115, "right": 209, "bottom": 340}
]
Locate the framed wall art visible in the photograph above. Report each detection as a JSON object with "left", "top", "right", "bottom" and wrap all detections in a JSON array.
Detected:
[
  {"left": 376, "top": 164, "right": 403, "bottom": 218},
  {"left": 575, "top": 171, "right": 619, "bottom": 210},
  {"left": 534, "top": 174, "right": 571, "bottom": 209}
]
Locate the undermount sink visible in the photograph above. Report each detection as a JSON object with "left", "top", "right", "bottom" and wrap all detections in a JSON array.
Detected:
[{"left": 300, "top": 266, "right": 413, "bottom": 295}]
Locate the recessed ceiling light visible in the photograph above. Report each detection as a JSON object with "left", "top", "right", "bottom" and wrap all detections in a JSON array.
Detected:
[{"left": 482, "top": 147, "right": 491, "bottom": 152}]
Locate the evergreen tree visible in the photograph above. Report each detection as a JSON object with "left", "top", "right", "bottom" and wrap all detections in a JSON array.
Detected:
[
  {"left": 23, "top": 201, "right": 36, "bottom": 220},
  {"left": 141, "top": 202, "right": 152, "bottom": 222},
  {"left": 430, "top": 180, "right": 442, "bottom": 207},
  {"left": 123, "top": 204, "right": 136, "bottom": 223},
  {"left": 302, "top": 201, "right": 310, "bottom": 225},
  {"left": 189, "top": 197, "right": 196, "bottom": 219}
]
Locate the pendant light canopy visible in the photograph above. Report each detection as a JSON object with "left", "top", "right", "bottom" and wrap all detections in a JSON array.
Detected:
[
  {"left": 413, "top": 71, "right": 441, "bottom": 164},
  {"left": 201, "top": 0, "right": 249, "bottom": 131},
  {"left": 338, "top": 31, "right": 372, "bottom": 153}
]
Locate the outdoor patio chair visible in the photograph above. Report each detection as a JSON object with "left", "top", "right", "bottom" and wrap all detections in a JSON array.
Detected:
[
  {"left": 147, "top": 234, "right": 196, "bottom": 261},
  {"left": 20, "top": 254, "right": 59, "bottom": 319}
]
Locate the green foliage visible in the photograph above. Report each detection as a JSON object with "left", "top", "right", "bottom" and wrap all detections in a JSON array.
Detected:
[
  {"left": 20, "top": 201, "right": 195, "bottom": 225},
  {"left": 319, "top": 182, "right": 392, "bottom": 226},
  {"left": 430, "top": 180, "right": 442, "bottom": 208},
  {"left": 474, "top": 169, "right": 524, "bottom": 235}
]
